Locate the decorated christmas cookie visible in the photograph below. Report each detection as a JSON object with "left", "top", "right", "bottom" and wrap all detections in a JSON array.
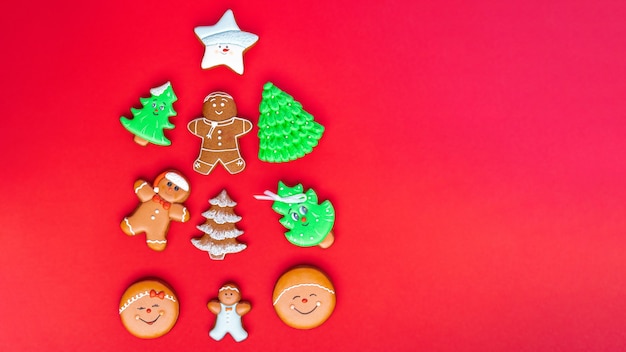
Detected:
[
  {"left": 119, "top": 279, "right": 179, "bottom": 339},
  {"left": 272, "top": 266, "right": 336, "bottom": 329},
  {"left": 120, "top": 82, "right": 178, "bottom": 146},
  {"left": 207, "top": 283, "right": 252, "bottom": 342},
  {"left": 120, "top": 170, "right": 190, "bottom": 251},
  {"left": 194, "top": 9, "right": 258, "bottom": 75},
  {"left": 190, "top": 190, "right": 247, "bottom": 260},
  {"left": 188, "top": 91, "right": 253, "bottom": 175},
  {"left": 258, "top": 82, "right": 325, "bottom": 162},
  {"left": 255, "top": 181, "right": 335, "bottom": 248}
]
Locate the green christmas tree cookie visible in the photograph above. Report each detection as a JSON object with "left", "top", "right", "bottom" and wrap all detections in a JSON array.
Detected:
[
  {"left": 255, "top": 181, "right": 335, "bottom": 248},
  {"left": 257, "top": 82, "right": 324, "bottom": 162},
  {"left": 120, "top": 81, "right": 178, "bottom": 146}
]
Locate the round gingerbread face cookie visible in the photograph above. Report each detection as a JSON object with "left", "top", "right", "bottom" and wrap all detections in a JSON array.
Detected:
[
  {"left": 272, "top": 266, "right": 336, "bottom": 329},
  {"left": 119, "top": 279, "right": 179, "bottom": 339}
]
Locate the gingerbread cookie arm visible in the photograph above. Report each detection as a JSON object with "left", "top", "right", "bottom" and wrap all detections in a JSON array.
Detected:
[
  {"left": 133, "top": 180, "right": 155, "bottom": 202},
  {"left": 207, "top": 300, "right": 221, "bottom": 314},
  {"left": 187, "top": 119, "right": 201, "bottom": 137},
  {"left": 240, "top": 118, "right": 252, "bottom": 135},
  {"left": 168, "top": 204, "right": 190, "bottom": 222},
  {"left": 236, "top": 301, "right": 251, "bottom": 316}
]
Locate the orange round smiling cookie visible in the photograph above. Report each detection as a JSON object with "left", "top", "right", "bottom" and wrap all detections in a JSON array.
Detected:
[
  {"left": 272, "top": 266, "right": 336, "bottom": 329},
  {"left": 119, "top": 279, "right": 179, "bottom": 339}
]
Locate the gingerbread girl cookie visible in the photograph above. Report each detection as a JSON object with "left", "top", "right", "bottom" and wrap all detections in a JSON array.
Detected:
[
  {"left": 119, "top": 278, "right": 179, "bottom": 339},
  {"left": 120, "top": 170, "right": 190, "bottom": 251},
  {"left": 207, "top": 283, "right": 251, "bottom": 342},
  {"left": 188, "top": 92, "right": 253, "bottom": 175}
]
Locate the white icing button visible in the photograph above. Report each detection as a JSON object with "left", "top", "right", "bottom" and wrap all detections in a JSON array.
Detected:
[
  {"left": 218, "top": 136, "right": 222, "bottom": 140},
  {"left": 218, "top": 142, "right": 222, "bottom": 146},
  {"left": 155, "top": 209, "right": 160, "bottom": 214},
  {"left": 218, "top": 130, "right": 222, "bottom": 134},
  {"left": 151, "top": 216, "right": 156, "bottom": 220}
]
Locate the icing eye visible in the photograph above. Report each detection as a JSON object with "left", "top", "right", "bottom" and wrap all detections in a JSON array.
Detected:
[
  {"left": 137, "top": 307, "right": 146, "bottom": 310},
  {"left": 299, "top": 206, "right": 308, "bottom": 215},
  {"left": 174, "top": 186, "right": 179, "bottom": 191},
  {"left": 159, "top": 105, "right": 165, "bottom": 111},
  {"left": 309, "top": 293, "right": 317, "bottom": 297},
  {"left": 167, "top": 181, "right": 172, "bottom": 187},
  {"left": 152, "top": 304, "right": 159, "bottom": 307},
  {"left": 152, "top": 102, "right": 157, "bottom": 108},
  {"left": 220, "top": 102, "right": 225, "bottom": 107},
  {"left": 212, "top": 103, "right": 217, "bottom": 107},
  {"left": 290, "top": 212, "right": 299, "bottom": 221},
  {"left": 292, "top": 295, "right": 301, "bottom": 300}
]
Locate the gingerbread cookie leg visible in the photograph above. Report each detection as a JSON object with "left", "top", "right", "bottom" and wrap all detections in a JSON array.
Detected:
[
  {"left": 223, "top": 157, "right": 246, "bottom": 174},
  {"left": 194, "top": 158, "right": 217, "bottom": 175}
]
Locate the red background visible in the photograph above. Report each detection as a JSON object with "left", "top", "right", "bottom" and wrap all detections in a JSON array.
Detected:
[{"left": 2, "top": 0, "right": 626, "bottom": 351}]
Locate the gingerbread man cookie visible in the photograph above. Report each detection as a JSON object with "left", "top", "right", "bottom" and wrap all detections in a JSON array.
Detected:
[
  {"left": 188, "top": 92, "right": 253, "bottom": 175},
  {"left": 119, "top": 279, "right": 179, "bottom": 339},
  {"left": 272, "top": 266, "right": 336, "bottom": 329},
  {"left": 207, "top": 283, "right": 251, "bottom": 342},
  {"left": 120, "top": 170, "right": 190, "bottom": 251}
]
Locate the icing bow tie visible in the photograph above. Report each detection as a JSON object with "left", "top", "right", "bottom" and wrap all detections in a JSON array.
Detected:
[
  {"left": 150, "top": 290, "right": 165, "bottom": 299},
  {"left": 152, "top": 194, "right": 171, "bottom": 210}
]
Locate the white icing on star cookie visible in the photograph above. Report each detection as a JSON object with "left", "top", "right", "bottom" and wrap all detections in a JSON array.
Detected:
[{"left": 194, "top": 9, "right": 258, "bottom": 75}]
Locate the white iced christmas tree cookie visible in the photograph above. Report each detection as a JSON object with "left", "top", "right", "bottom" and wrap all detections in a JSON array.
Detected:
[
  {"left": 194, "top": 9, "right": 258, "bottom": 74},
  {"left": 191, "top": 190, "right": 247, "bottom": 260}
]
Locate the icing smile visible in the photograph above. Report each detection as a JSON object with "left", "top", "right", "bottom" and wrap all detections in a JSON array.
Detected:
[
  {"left": 139, "top": 315, "right": 161, "bottom": 325},
  {"left": 293, "top": 305, "right": 318, "bottom": 315}
]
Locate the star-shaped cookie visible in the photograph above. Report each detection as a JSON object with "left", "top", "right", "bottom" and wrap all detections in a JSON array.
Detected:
[{"left": 194, "top": 9, "right": 258, "bottom": 75}]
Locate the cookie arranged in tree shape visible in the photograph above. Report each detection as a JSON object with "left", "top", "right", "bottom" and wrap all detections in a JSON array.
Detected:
[
  {"left": 120, "top": 82, "right": 178, "bottom": 146},
  {"left": 272, "top": 266, "right": 336, "bottom": 329},
  {"left": 190, "top": 190, "right": 247, "bottom": 260},
  {"left": 207, "top": 283, "right": 252, "bottom": 342},
  {"left": 255, "top": 181, "right": 335, "bottom": 248},
  {"left": 194, "top": 9, "right": 259, "bottom": 74},
  {"left": 188, "top": 92, "right": 253, "bottom": 175},
  {"left": 119, "top": 279, "right": 179, "bottom": 339},
  {"left": 258, "top": 82, "right": 325, "bottom": 162},
  {"left": 120, "top": 170, "right": 190, "bottom": 251}
]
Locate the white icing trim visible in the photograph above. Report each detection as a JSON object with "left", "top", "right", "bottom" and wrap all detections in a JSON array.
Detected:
[
  {"left": 254, "top": 190, "right": 306, "bottom": 204},
  {"left": 219, "top": 285, "right": 239, "bottom": 292},
  {"left": 196, "top": 224, "right": 243, "bottom": 239},
  {"left": 119, "top": 290, "right": 177, "bottom": 314},
  {"left": 210, "top": 190, "right": 238, "bottom": 207},
  {"left": 135, "top": 182, "right": 148, "bottom": 194},
  {"left": 123, "top": 218, "right": 135, "bottom": 235},
  {"left": 273, "top": 284, "right": 335, "bottom": 305},
  {"left": 146, "top": 239, "right": 167, "bottom": 244},
  {"left": 150, "top": 81, "right": 172, "bottom": 96},
  {"left": 182, "top": 207, "right": 188, "bottom": 222},
  {"left": 202, "top": 209, "right": 241, "bottom": 224},
  {"left": 204, "top": 91, "right": 233, "bottom": 102}
]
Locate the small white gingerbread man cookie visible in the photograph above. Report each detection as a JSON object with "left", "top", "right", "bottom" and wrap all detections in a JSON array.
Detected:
[{"left": 207, "top": 283, "right": 251, "bottom": 342}]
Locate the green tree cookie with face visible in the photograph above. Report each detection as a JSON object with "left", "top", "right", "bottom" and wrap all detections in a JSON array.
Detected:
[
  {"left": 120, "top": 81, "right": 178, "bottom": 146},
  {"left": 257, "top": 181, "right": 335, "bottom": 248}
]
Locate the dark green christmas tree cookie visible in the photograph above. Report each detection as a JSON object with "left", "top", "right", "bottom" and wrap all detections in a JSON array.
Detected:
[
  {"left": 120, "top": 81, "right": 178, "bottom": 146},
  {"left": 255, "top": 181, "right": 335, "bottom": 248},
  {"left": 257, "top": 82, "right": 324, "bottom": 162}
]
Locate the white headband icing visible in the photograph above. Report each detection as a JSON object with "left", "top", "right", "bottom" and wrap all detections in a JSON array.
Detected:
[
  {"left": 165, "top": 172, "right": 189, "bottom": 191},
  {"left": 254, "top": 190, "right": 306, "bottom": 204},
  {"left": 204, "top": 91, "right": 233, "bottom": 102},
  {"left": 219, "top": 285, "right": 240, "bottom": 292},
  {"left": 273, "top": 283, "right": 335, "bottom": 305},
  {"left": 119, "top": 290, "right": 177, "bottom": 314}
]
